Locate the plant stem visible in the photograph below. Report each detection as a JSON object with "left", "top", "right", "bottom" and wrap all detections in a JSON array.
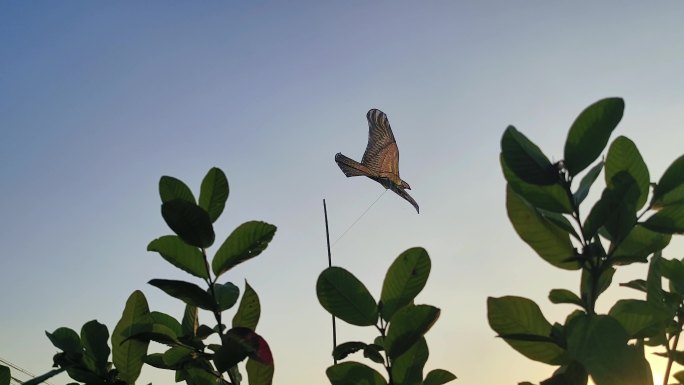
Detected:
[
  {"left": 203, "top": 248, "right": 223, "bottom": 334},
  {"left": 664, "top": 315, "right": 684, "bottom": 385},
  {"left": 376, "top": 321, "right": 394, "bottom": 385}
]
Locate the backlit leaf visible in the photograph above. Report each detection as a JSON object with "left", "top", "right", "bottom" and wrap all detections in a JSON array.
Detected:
[
  {"left": 608, "top": 299, "right": 670, "bottom": 339},
  {"left": 574, "top": 161, "right": 604, "bottom": 206},
  {"left": 46, "top": 327, "right": 82, "bottom": 356},
  {"left": 148, "top": 279, "right": 215, "bottom": 310},
  {"left": 565, "top": 314, "right": 653, "bottom": 385},
  {"left": 564, "top": 98, "right": 624, "bottom": 176},
  {"left": 246, "top": 357, "right": 274, "bottom": 385},
  {"left": 212, "top": 221, "right": 276, "bottom": 277},
  {"left": 213, "top": 282, "right": 240, "bottom": 312},
  {"left": 316, "top": 267, "right": 378, "bottom": 327},
  {"left": 487, "top": 296, "right": 565, "bottom": 365},
  {"left": 233, "top": 281, "right": 261, "bottom": 331},
  {"left": 424, "top": 369, "right": 457, "bottom": 385},
  {"left": 611, "top": 225, "right": 670, "bottom": 265},
  {"left": 548, "top": 289, "right": 583, "bottom": 307},
  {"left": 643, "top": 204, "right": 684, "bottom": 234},
  {"left": 147, "top": 235, "right": 208, "bottom": 279},
  {"left": 501, "top": 126, "right": 558, "bottom": 185},
  {"left": 80, "top": 320, "right": 110, "bottom": 374},
  {"left": 112, "top": 290, "right": 150, "bottom": 384},
  {"left": 380, "top": 247, "right": 431, "bottom": 321},
  {"left": 391, "top": 337, "right": 428, "bottom": 385},
  {"left": 501, "top": 154, "right": 572, "bottom": 213},
  {"left": 332, "top": 342, "right": 367, "bottom": 361},
  {"left": 199, "top": 167, "right": 229, "bottom": 223},
  {"left": 605, "top": 136, "right": 650, "bottom": 210},
  {"left": 652, "top": 154, "right": 684, "bottom": 208},
  {"left": 159, "top": 176, "right": 196, "bottom": 204},
  {"left": 506, "top": 186, "right": 578, "bottom": 270},
  {"left": 385, "top": 304, "right": 440, "bottom": 359},
  {"left": 161, "top": 199, "right": 215, "bottom": 248},
  {"left": 326, "top": 362, "right": 388, "bottom": 385}
]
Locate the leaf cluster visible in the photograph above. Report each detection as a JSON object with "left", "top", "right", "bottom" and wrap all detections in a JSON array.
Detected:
[
  {"left": 317, "top": 247, "right": 456, "bottom": 385},
  {"left": 41, "top": 168, "right": 276, "bottom": 385},
  {"left": 493, "top": 98, "right": 684, "bottom": 385}
]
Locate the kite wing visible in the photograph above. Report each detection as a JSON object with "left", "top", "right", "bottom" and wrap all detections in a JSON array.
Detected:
[{"left": 361, "top": 109, "right": 400, "bottom": 178}]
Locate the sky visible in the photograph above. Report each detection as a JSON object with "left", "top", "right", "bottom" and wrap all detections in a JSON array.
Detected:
[{"left": 1, "top": 2, "right": 684, "bottom": 384}]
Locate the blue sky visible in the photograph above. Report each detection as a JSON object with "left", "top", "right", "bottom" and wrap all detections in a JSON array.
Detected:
[{"left": 2, "top": 2, "right": 684, "bottom": 384}]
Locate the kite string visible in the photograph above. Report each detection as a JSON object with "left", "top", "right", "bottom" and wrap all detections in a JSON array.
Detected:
[{"left": 331, "top": 189, "right": 387, "bottom": 247}]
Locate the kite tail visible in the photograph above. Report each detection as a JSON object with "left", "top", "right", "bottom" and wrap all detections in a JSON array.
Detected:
[
  {"left": 335, "top": 153, "right": 372, "bottom": 177},
  {"left": 332, "top": 189, "right": 388, "bottom": 246}
]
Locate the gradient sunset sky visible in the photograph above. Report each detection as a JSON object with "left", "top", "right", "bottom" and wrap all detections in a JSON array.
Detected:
[{"left": 2, "top": 2, "right": 684, "bottom": 384}]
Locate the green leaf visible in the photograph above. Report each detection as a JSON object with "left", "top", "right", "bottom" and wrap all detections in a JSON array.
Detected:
[
  {"left": 181, "top": 305, "right": 198, "bottom": 338},
  {"left": 540, "top": 362, "right": 587, "bottom": 385},
  {"left": 148, "top": 279, "right": 215, "bottom": 310},
  {"left": 580, "top": 264, "right": 614, "bottom": 302},
  {"left": 246, "top": 357, "right": 274, "bottom": 385},
  {"left": 363, "top": 345, "right": 384, "bottom": 364},
  {"left": 147, "top": 235, "right": 208, "bottom": 279},
  {"left": 149, "top": 311, "right": 183, "bottom": 337},
  {"left": 332, "top": 341, "right": 367, "bottom": 361},
  {"left": 391, "top": 337, "right": 428, "bottom": 385},
  {"left": 316, "top": 267, "right": 378, "bottom": 327},
  {"left": 161, "top": 199, "right": 215, "bottom": 248},
  {"left": 185, "top": 368, "right": 218, "bottom": 385},
  {"left": 424, "top": 369, "right": 457, "bottom": 385},
  {"left": 487, "top": 296, "right": 565, "bottom": 365},
  {"left": 611, "top": 225, "right": 671, "bottom": 265},
  {"left": 162, "top": 346, "right": 193, "bottom": 367},
  {"left": 199, "top": 167, "right": 229, "bottom": 223},
  {"left": 233, "top": 281, "right": 261, "bottom": 331},
  {"left": 380, "top": 247, "right": 431, "bottom": 321},
  {"left": 159, "top": 175, "right": 196, "bottom": 204},
  {"left": 121, "top": 320, "right": 179, "bottom": 346},
  {"left": 213, "top": 282, "right": 240, "bottom": 312},
  {"left": 660, "top": 257, "right": 684, "bottom": 296},
  {"left": 565, "top": 314, "right": 653, "bottom": 385},
  {"left": 385, "top": 304, "right": 440, "bottom": 359},
  {"left": 643, "top": 204, "right": 684, "bottom": 234},
  {"left": 653, "top": 154, "right": 684, "bottom": 208},
  {"left": 0, "top": 365, "right": 10, "bottom": 385},
  {"left": 501, "top": 154, "right": 572, "bottom": 213},
  {"left": 21, "top": 369, "right": 67, "bottom": 385},
  {"left": 564, "top": 97, "right": 624, "bottom": 176},
  {"left": 574, "top": 161, "right": 604, "bottom": 206},
  {"left": 501, "top": 126, "right": 558, "bottom": 185},
  {"left": 506, "top": 185, "right": 578, "bottom": 270},
  {"left": 583, "top": 171, "right": 639, "bottom": 242},
  {"left": 540, "top": 210, "right": 580, "bottom": 241},
  {"left": 215, "top": 328, "right": 273, "bottom": 372},
  {"left": 144, "top": 353, "right": 172, "bottom": 369},
  {"left": 80, "top": 320, "right": 110, "bottom": 374},
  {"left": 605, "top": 136, "right": 650, "bottom": 210},
  {"left": 46, "top": 327, "right": 82, "bottom": 356},
  {"left": 112, "top": 290, "right": 150, "bottom": 384},
  {"left": 548, "top": 289, "right": 583, "bottom": 307},
  {"left": 326, "top": 362, "right": 388, "bottom": 385},
  {"left": 212, "top": 221, "right": 277, "bottom": 277},
  {"left": 674, "top": 370, "right": 684, "bottom": 384},
  {"left": 608, "top": 299, "right": 671, "bottom": 339},
  {"left": 620, "top": 279, "right": 647, "bottom": 293}
]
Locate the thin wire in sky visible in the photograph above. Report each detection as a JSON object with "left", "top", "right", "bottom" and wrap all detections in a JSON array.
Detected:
[{"left": 331, "top": 189, "right": 387, "bottom": 247}]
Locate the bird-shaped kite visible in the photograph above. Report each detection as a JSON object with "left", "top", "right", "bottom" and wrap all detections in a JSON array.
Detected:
[{"left": 335, "top": 109, "right": 419, "bottom": 213}]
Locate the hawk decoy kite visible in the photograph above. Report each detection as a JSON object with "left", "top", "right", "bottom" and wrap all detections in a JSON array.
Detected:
[{"left": 335, "top": 109, "right": 419, "bottom": 213}]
